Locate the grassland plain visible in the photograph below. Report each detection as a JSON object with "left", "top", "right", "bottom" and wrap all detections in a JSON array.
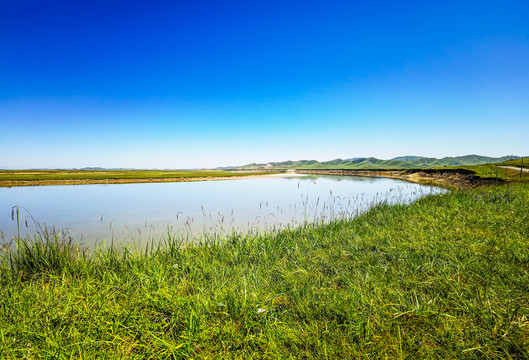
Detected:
[
  {"left": 0, "top": 170, "right": 278, "bottom": 187},
  {"left": 0, "top": 182, "right": 528, "bottom": 358}
]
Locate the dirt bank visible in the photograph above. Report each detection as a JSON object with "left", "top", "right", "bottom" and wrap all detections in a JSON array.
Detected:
[{"left": 296, "top": 168, "right": 505, "bottom": 189}]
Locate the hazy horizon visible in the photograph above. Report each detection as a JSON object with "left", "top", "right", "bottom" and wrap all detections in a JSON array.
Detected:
[
  {"left": 0, "top": 153, "right": 523, "bottom": 171},
  {"left": 1, "top": 1, "right": 528, "bottom": 169}
]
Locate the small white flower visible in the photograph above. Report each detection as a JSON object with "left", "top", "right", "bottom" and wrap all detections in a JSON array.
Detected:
[
  {"left": 257, "top": 308, "right": 266, "bottom": 314},
  {"left": 172, "top": 263, "right": 178, "bottom": 268}
]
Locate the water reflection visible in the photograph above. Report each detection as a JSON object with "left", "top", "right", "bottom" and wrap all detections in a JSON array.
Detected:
[{"left": 0, "top": 175, "right": 441, "bottom": 246}]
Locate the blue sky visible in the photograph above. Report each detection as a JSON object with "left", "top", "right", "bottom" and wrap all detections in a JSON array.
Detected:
[{"left": 1, "top": 0, "right": 528, "bottom": 169}]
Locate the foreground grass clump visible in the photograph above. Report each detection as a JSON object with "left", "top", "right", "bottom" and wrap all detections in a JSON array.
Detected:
[{"left": 0, "top": 184, "right": 528, "bottom": 358}]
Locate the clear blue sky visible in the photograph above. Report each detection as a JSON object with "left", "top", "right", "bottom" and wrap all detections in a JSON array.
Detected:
[{"left": 1, "top": 0, "right": 528, "bottom": 169}]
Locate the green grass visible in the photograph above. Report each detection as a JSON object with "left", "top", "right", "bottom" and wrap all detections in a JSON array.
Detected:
[
  {"left": 0, "top": 170, "right": 276, "bottom": 184},
  {"left": 499, "top": 158, "right": 527, "bottom": 169},
  {"left": 438, "top": 158, "right": 528, "bottom": 181},
  {"left": 1, "top": 184, "right": 528, "bottom": 358}
]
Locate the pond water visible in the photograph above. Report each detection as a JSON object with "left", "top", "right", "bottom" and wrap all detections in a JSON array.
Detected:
[{"left": 0, "top": 175, "right": 440, "bottom": 246}]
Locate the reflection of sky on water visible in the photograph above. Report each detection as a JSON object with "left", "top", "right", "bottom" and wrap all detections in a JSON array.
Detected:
[{"left": 0, "top": 176, "right": 442, "bottom": 246}]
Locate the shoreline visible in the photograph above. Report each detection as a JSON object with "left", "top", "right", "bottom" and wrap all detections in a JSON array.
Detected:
[
  {"left": 295, "top": 168, "right": 505, "bottom": 189},
  {"left": 1, "top": 183, "right": 527, "bottom": 358},
  {"left": 0, "top": 172, "right": 306, "bottom": 188},
  {"left": 0, "top": 168, "right": 505, "bottom": 189}
]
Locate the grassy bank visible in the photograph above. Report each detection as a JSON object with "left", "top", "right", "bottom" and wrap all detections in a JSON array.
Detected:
[
  {"left": 1, "top": 184, "right": 528, "bottom": 358},
  {"left": 0, "top": 169, "right": 279, "bottom": 187},
  {"left": 437, "top": 158, "right": 528, "bottom": 181}
]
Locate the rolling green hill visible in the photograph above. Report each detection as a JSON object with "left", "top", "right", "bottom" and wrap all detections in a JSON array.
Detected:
[{"left": 236, "top": 155, "right": 520, "bottom": 170}]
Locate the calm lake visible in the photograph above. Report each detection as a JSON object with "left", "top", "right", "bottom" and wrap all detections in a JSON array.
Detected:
[{"left": 0, "top": 175, "right": 440, "bottom": 246}]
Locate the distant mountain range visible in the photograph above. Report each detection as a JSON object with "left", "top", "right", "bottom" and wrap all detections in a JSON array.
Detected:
[{"left": 234, "top": 155, "right": 520, "bottom": 170}]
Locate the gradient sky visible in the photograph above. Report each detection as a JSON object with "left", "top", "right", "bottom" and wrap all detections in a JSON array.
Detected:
[{"left": 1, "top": 0, "right": 528, "bottom": 169}]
